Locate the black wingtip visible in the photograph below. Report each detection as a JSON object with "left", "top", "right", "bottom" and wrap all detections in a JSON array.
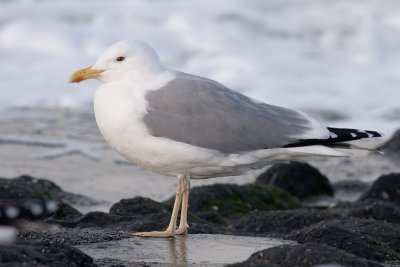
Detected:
[
  {"left": 365, "top": 130, "right": 384, "bottom": 138},
  {"left": 284, "top": 127, "right": 383, "bottom": 148},
  {"left": 327, "top": 127, "right": 383, "bottom": 141}
]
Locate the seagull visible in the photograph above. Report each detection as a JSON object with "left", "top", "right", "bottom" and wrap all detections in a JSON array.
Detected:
[{"left": 70, "top": 40, "right": 382, "bottom": 237}]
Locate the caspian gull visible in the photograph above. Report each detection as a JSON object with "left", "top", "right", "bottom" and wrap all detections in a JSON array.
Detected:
[{"left": 70, "top": 40, "right": 382, "bottom": 237}]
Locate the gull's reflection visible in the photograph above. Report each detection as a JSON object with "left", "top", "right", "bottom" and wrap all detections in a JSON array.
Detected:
[{"left": 166, "top": 236, "right": 188, "bottom": 267}]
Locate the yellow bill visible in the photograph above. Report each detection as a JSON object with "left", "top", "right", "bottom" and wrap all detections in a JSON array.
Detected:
[{"left": 69, "top": 66, "right": 104, "bottom": 83}]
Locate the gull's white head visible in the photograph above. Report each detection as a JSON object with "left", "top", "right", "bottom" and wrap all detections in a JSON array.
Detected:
[{"left": 70, "top": 40, "right": 164, "bottom": 84}]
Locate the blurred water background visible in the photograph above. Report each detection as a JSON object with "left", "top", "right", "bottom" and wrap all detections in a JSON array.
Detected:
[{"left": 0, "top": 0, "right": 399, "bottom": 132}]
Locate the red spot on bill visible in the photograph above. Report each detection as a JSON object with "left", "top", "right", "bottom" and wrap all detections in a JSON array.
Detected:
[{"left": 74, "top": 76, "right": 85, "bottom": 83}]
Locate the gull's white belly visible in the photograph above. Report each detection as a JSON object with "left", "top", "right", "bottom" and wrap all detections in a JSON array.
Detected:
[{"left": 93, "top": 83, "right": 241, "bottom": 177}]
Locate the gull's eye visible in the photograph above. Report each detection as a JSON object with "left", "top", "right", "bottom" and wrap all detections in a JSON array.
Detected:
[{"left": 116, "top": 56, "right": 125, "bottom": 62}]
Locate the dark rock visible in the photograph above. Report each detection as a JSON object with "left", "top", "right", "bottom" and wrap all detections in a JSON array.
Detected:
[
  {"left": 0, "top": 175, "right": 97, "bottom": 222},
  {"left": 111, "top": 196, "right": 218, "bottom": 232},
  {"left": 349, "top": 199, "right": 400, "bottom": 224},
  {"left": 74, "top": 211, "right": 132, "bottom": 228},
  {"left": 230, "top": 243, "right": 383, "bottom": 267},
  {"left": 255, "top": 162, "right": 333, "bottom": 200},
  {"left": 102, "top": 186, "right": 298, "bottom": 233},
  {"left": 0, "top": 175, "right": 100, "bottom": 205},
  {"left": 0, "top": 200, "right": 59, "bottom": 222},
  {"left": 0, "top": 201, "right": 80, "bottom": 223},
  {"left": 378, "top": 129, "right": 400, "bottom": 157},
  {"left": 234, "top": 209, "right": 341, "bottom": 236},
  {"left": 107, "top": 210, "right": 227, "bottom": 234},
  {"left": 110, "top": 196, "right": 167, "bottom": 215},
  {"left": 0, "top": 175, "right": 63, "bottom": 202},
  {"left": 49, "top": 202, "right": 82, "bottom": 220},
  {"left": 0, "top": 240, "right": 94, "bottom": 266},
  {"left": 359, "top": 173, "right": 400, "bottom": 205},
  {"left": 172, "top": 184, "right": 300, "bottom": 219},
  {"left": 47, "top": 211, "right": 136, "bottom": 229},
  {"left": 288, "top": 218, "right": 400, "bottom": 261},
  {"left": 48, "top": 208, "right": 227, "bottom": 234}
]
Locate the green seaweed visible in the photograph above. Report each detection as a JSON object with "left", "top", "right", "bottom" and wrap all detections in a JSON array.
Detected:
[{"left": 200, "top": 184, "right": 300, "bottom": 217}]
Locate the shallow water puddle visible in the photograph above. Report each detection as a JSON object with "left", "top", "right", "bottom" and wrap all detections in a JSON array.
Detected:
[{"left": 77, "top": 234, "right": 295, "bottom": 266}]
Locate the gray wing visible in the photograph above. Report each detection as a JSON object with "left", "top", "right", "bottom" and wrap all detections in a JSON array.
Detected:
[{"left": 143, "top": 72, "right": 328, "bottom": 154}]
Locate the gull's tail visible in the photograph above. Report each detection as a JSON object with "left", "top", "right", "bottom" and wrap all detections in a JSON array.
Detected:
[{"left": 284, "top": 127, "right": 384, "bottom": 153}]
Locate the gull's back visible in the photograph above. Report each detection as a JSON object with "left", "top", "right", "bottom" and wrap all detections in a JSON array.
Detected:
[{"left": 143, "top": 72, "right": 328, "bottom": 154}]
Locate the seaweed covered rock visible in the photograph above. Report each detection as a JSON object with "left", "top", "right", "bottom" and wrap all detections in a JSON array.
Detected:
[
  {"left": 256, "top": 162, "right": 333, "bottom": 200},
  {"left": 230, "top": 243, "right": 382, "bottom": 267},
  {"left": 178, "top": 184, "right": 300, "bottom": 218},
  {"left": 288, "top": 218, "right": 400, "bottom": 261},
  {"left": 359, "top": 173, "right": 400, "bottom": 205},
  {"left": 234, "top": 209, "right": 340, "bottom": 235}
]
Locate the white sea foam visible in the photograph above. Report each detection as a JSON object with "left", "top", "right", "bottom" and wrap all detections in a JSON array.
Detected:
[{"left": 0, "top": 0, "right": 399, "bottom": 134}]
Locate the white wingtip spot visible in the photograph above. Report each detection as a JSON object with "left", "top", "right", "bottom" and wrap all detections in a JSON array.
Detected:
[
  {"left": 329, "top": 132, "right": 338, "bottom": 138},
  {"left": 358, "top": 130, "right": 373, "bottom": 138},
  {"left": 350, "top": 133, "right": 357, "bottom": 138}
]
